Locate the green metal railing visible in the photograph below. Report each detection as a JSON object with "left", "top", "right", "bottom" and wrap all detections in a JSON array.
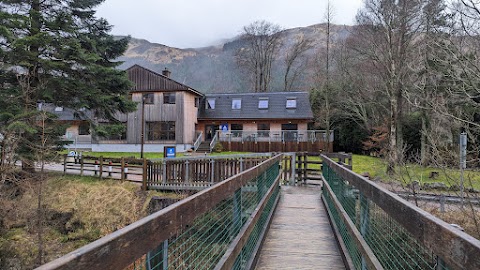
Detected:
[
  {"left": 135, "top": 162, "right": 280, "bottom": 270},
  {"left": 321, "top": 155, "right": 480, "bottom": 270},
  {"left": 36, "top": 155, "right": 282, "bottom": 270}
]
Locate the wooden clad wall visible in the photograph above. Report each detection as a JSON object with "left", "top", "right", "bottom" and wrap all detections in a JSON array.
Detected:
[{"left": 126, "top": 92, "right": 183, "bottom": 144}]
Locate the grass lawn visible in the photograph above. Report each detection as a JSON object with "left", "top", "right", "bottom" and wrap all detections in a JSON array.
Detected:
[{"left": 351, "top": 154, "right": 480, "bottom": 190}]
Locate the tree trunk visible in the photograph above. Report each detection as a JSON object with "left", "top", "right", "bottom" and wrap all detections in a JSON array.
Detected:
[
  {"left": 388, "top": 96, "right": 397, "bottom": 174},
  {"left": 421, "top": 111, "right": 428, "bottom": 166}
]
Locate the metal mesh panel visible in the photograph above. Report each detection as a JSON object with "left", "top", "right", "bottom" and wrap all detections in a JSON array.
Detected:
[
  {"left": 322, "top": 163, "right": 450, "bottom": 270},
  {"left": 130, "top": 162, "right": 280, "bottom": 270}
]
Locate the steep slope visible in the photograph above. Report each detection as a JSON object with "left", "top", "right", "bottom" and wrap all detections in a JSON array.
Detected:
[{"left": 118, "top": 23, "right": 353, "bottom": 93}]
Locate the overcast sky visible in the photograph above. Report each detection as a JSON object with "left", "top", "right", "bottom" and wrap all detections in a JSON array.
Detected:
[{"left": 96, "top": 0, "right": 364, "bottom": 49}]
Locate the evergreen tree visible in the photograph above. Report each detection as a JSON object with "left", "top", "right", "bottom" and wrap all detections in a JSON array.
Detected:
[{"left": 0, "top": 0, "right": 135, "bottom": 170}]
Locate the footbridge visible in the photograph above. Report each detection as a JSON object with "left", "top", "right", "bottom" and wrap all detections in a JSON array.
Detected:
[{"left": 37, "top": 154, "right": 480, "bottom": 270}]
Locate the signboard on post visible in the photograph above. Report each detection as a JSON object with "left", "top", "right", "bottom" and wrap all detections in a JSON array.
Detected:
[
  {"left": 164, "top": 146, "right": 176, "bottom": 158},
  {"left": 220, "top": 123, "right": 228, "bottom": 133},
  {"left": 460, "top": 132, "right": 467, "bottom": 169}
]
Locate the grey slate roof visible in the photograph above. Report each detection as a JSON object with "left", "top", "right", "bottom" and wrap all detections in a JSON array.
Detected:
[
  {"left": 198, "top": 92, "right": 313, "bottom": 120},
  {"left": 41, "top": 103, "right": 92, "bottom": 121}
]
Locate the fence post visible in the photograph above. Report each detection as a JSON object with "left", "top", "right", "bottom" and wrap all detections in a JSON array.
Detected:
[
  {"left": 63, "top": 155, "right": 67, "bottom": 175},
  {"left": 94, "top": 160, "right": 99, "bottom": 176},
  {"left": 80, "top": 156, "right": 84, "bottom": 176},
  {"left": 108, "top": 161, "right": 112, "bottom": 177},
  {"left": 162, "top": 161, "right": 167, "bottom": 185},
  {"left": 142, "top": 158, "right": 148, "bottom": 191},
  {"left": 185, "top": 160, "right": 190, "bottom": 184},
  {"left": 232, "top": 189, "right": 242, "bottom": 237},
  {"left": 99, "top": 156, "right": 103, "bottom": 179},
  {"left": 240, "top": 157, "right": 244, "bottom": 172},
  {"left": 440, "top": 194, "right": 446, "bottom": 213},
  {"left": 291, "top": 153, "right": 296, "bottom": 185},
  {"left": 359, "top": 194, "right": 370, "bottom": 270},
  {"left": 210, "top": 159, "right": 215, "bottom": 184},
  {"left": 121, "top": 157, "right": 125, "bottom": 181},
  {"left": 304, "top": 153, "right": 308, "bottom": 183}
]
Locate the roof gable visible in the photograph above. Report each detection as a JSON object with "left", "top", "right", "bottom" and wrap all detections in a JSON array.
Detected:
[{"left": 126, "top": 65, "right": 202, "bottom": 96}]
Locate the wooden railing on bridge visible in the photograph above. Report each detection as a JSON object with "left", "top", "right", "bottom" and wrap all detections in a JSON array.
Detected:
[
  {"left": 321, "top": 154, "right": 480, "bottom": 270},
  {"left": 37, "top": 154, "right": 283, "bottom": 270}
]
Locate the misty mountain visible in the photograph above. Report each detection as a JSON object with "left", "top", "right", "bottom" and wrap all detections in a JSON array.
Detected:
[{"left": 117, "top": 23, "right": 353, "bottom": 93}]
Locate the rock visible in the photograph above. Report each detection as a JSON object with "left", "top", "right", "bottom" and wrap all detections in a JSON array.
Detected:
[
  {"left": 360, "top": 172, "right": 371, "bottom": 179},
  {"left": 407, "top": 180, "right": 421, "bottom": 191},
  {"left": 423, "top": 182, "right": 448, "bottom": 191}
]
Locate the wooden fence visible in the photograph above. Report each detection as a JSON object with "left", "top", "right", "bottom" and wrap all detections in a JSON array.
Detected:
[
  {"left": 63, "top": 155, "right": 146, "bottom": 183},
  {"left": 147, "top": 154, "right": 272, "bottom": 190},
  {"left": 278, "top": 152, "right": 352, "bottom": 185}
]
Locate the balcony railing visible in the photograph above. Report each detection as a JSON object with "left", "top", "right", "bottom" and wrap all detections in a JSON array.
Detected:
[{"left": 217, "top": 130, "right": 334, "bottom": 143}]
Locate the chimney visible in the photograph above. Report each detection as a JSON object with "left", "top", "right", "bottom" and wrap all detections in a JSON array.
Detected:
[{"left": 162, "top": 67, "right": 171, "bottom": 78}]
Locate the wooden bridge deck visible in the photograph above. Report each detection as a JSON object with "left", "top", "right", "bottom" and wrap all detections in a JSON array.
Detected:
[{"left": 255, "top": 185, "right": 346, "bottom": 270}]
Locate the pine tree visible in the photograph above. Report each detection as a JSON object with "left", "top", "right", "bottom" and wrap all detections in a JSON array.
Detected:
[{"left": 0, "top": 0, "right": 135, "bottom": 170}]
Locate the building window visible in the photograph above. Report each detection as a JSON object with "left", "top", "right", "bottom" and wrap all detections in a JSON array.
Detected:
[
  {"left": 147, "top": 121, "right": 176, "bottom": 141},
  {"left": 257, "top": 123, "right": 270, "bottom": 137},
  {"left": 78, "top": 122, "right": 90, "bottom": 135},
  {"left": 258, "top": 98, "right": 269, "bottom": 109},
  {"left": 163, "top": 93, "right": 176, "bottom": 104},
  {"left": 232, "top": 99, "right": 242, "bottom": 109},
  {"left": 231, "top": 124, "right": 243, "bottom": 131},
  {"left": 207, "top": 98, "right": 215, "bottom": 109},
  {"left": 286, "top": 98, "right": 297, "bottom": 109},
  {"left": 195, "top": 97, "right": 200, "bottom": 108},
  {"left": 143, "top": 93, "right": 154, "bottom": 104}
]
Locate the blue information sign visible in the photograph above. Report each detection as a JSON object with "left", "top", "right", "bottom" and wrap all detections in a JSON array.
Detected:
[{"left": 165, "top": 146, "right": 176, "bottom": 158}]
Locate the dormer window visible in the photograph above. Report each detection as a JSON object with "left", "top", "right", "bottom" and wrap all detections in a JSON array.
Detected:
[
  {"left": 232, "top": 99, "right": 242, "bottom": 109},
  {"left": 286, "top": 98, "right": 297, "bottom": 109},
  {"left": 207, "top": 98, "right": 215, "bottom": 109},
  {"left": 163, "top": 93, "right": 176, "bottom": 104},
  {"left": 258, "top": 98, "right": 269, "bottom": 109}
]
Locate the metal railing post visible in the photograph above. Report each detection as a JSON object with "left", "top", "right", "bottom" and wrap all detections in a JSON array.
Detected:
[{"left": 360, "top": 194, "right": 370, "bottom": 270}]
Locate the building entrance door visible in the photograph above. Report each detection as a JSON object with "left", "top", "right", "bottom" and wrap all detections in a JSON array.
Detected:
[
  {"left": 205, "top": 125, "right": 219, "bottom": 141},
  {"left": 281, "top": 123, "right": 298, "bottom": 142}
]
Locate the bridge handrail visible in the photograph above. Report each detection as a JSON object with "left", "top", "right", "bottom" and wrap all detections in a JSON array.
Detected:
[
  {"left": 321, "top": 154, "right": 480, "bottom": 270},
  {"left": 37, "top": 154, "right": 283, "bottom": 270}
]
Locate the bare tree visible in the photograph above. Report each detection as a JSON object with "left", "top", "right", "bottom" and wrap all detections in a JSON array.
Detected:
[
  {"left": 236, "top": 21, "right": 283, "bottom": 92},
  {"left": 354, "top": 0, "right": 423, "bottom": 173},
  {"left": 283, "top": 36, "right": 313, "bottom": 91},
  {"left": 311, "top": 1, "right": 336, "bottom": 150}
]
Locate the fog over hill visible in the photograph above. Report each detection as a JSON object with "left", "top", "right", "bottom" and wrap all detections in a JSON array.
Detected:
[{"left": 118, "top": 23, "right": 352, "bottom": 93}]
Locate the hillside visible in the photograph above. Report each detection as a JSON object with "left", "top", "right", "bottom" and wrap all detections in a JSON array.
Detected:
[{"left": 118, "top": 23, "right": 353, "bottom": 93}]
